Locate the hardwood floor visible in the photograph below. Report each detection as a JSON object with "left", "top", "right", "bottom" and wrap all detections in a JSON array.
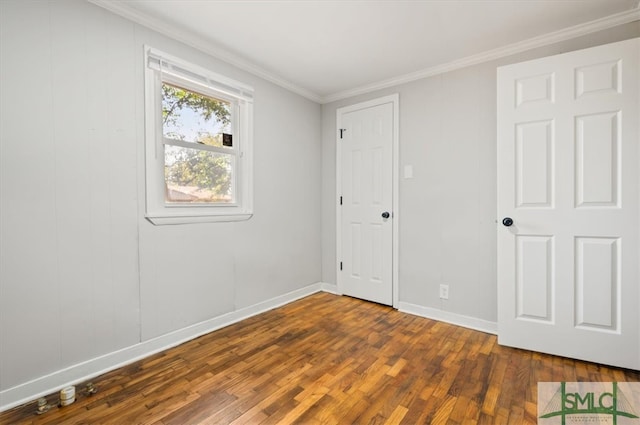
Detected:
[{"left": 2, "top": 292, "right": 639, "bottom": 424}]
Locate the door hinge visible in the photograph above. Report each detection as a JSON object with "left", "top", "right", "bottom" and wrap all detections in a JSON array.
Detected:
[
  {"left": 339, "top": 128, "right": 346, "bottom": 139},
  {"left": 340, "top": 261, "right": 343, "bottom": 271},
  {"left": 340, "top": 196, "right": 343, "bottom": 205}
]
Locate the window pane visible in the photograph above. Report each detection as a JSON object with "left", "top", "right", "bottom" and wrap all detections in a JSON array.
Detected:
[
  {"left": 165, "top": 145, "right": 234, "bottom": 204},
  {"left": 162, "top": 82, "right": 232, "bottom": 148}
]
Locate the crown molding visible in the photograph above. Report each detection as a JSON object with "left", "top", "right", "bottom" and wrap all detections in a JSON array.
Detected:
[
  {"left": 87, "top": 0, "right": 323, "bottom": 103},
  {"left": 88, "top": 0, "right": 638, "bottom": 105},
  {"left": 320, "top": 7, "right": 640, "bottom": 104}
]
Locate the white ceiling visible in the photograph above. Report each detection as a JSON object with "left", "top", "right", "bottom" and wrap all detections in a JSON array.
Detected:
[{"left": 94, "top": 0, "right": 640, "bottom": 102}]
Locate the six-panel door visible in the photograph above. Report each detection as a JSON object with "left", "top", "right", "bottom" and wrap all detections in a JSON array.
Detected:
[
  {"left": 497, "top": 38, "right": 639, "bottom": 369},
  {"left": 339, "top": 102, "right": 394, "bottom": 306}
]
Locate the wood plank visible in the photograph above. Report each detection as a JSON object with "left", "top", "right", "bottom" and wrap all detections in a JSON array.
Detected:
[{"left": 1, "top": 292, "right": 639, "bottom": 424}]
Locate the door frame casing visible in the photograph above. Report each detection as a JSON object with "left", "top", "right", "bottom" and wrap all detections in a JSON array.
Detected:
[{"left": 336, "top": 94, "right": 400, "bottom": 308}]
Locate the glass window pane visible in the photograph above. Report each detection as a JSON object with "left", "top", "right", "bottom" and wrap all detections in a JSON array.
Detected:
[
  {"left": 164, "top": 145, "right": 234, "bottom": 204},
  {"left": 162, "top": 82, "right": 232, "bottom": 148}
]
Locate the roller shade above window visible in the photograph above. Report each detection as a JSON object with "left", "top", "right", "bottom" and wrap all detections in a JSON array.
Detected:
[{"left": 146, "top": 47, "right": 254, "bottom": 103}]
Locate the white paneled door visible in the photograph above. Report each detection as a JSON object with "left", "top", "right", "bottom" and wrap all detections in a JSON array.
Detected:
[
  {"left": 497, "top": 38, "right": 639, "bottom": 369},
  {"left": 338, "top": 97, "right": 396, "bottom": 306}
]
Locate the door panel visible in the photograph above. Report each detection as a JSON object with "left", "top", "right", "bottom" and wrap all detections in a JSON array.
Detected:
[
  {"left": 575, "top": 111, "right": 619, "bottom": 207},
  {"left": 575, "top": 60, "right": 620, "bottom": 97},
  {"left": 575, "top": 237, "right": 619, "bottom": 331},
  {"left": 516, "top": 235, "right": 553, "bottom": 322},
  {"left": 516, "top": 120, "right": 554, "bottom": 207},
  {"left": 339, "top": 101, "right": 394, "bottom": 306},
  {"left": 497, "top": 38, "right": 639, "bottom": 369},
  {"left": 516, "top": 73, "right": 555, "bottom": 106}
]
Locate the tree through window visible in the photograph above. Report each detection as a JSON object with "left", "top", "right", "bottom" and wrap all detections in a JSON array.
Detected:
[{"left": 162, "top": 83, "right": 235, "bottom": 203}]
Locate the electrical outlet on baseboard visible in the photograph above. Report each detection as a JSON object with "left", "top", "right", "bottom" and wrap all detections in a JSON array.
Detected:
[{"left": 439, "top": 284, "right": 449, "bottom": 300}]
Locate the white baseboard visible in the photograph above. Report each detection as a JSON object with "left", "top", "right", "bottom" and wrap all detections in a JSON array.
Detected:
[
  {"left": 398, "top": 302, "right": 497, "bottom": 335},
  {"left": 320, "top": 282, "right": 338, "bottom": 294},
  {"left": 1, "top": 286, "right": 494, "bottom": 412},
  {"left": 0, "top": 282, "right": 327, "bottom": 412}
]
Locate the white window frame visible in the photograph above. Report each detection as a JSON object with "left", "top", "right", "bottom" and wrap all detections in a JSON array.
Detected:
[{"left": 144, "top": 46, "right": 254, "bottom": 225}]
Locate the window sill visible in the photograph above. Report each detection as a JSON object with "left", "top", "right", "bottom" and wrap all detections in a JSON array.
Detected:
[{"left": 145, "top": 212, "right": 253, "bottom": 225}]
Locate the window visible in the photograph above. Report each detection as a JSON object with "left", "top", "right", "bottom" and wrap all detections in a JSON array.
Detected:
[{"left": 144, "top": 46, "right": 254, "bottom": 224}]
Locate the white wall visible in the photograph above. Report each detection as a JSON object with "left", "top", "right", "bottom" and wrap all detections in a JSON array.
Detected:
[
  {"left": 321, "top": 22, "right": 640, "bottom": 326},
  {"left": 0, "top": 0, "right": 321, "bottom": 407}
]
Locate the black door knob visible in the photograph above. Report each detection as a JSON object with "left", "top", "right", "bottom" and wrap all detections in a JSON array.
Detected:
[
  {"left": 382, "top": 211, "right": 390, "bottom": 219},
  {"left": 502, "top": 217, "right": 513, "bottom": 227}
]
